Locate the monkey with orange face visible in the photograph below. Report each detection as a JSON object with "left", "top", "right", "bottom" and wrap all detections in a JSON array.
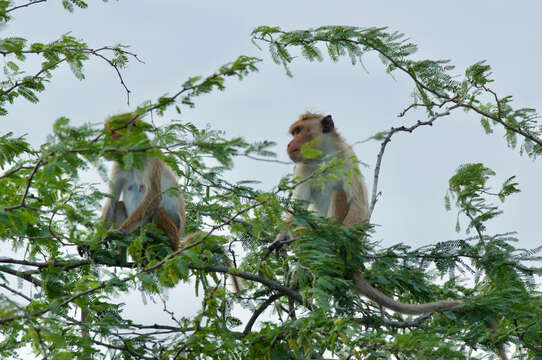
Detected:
[
  {"left": 274, "top": 112, "right": 369, "bottom": 247},
  {"left": 287, "top": 112, "right": 369, "bottom": 224},
  {"left": 275, "top": 112, "right": 464, "bottom": 315}
]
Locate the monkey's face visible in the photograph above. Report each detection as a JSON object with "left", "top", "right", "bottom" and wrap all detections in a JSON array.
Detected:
[
  {"left": 288, "top": 120, "right": 313, "bottom": 163},
  {"left": 287, "top": 115, "right": 335, "bottom": 163},
  {"left": 103, "top": 113, "right": 152, "bottom": 161}
]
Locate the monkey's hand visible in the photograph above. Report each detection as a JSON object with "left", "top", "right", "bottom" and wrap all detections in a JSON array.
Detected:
[
  {"left": 269, "top": 231, "right": 295, "bottom": 256},
  {"left": 258, "top": 231, "right": 296, "bottom": 276}
]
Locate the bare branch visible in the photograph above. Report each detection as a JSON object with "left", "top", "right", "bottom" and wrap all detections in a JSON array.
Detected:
[
  {"left": 369, "top": 104, "right": 461, "bottom": 219},
  {"left": 243, "top": 293, "right": 282, "bottom": 335},
  {"left": 6, "top": 0, "right": 47, "bottom": 13},
  {"left": 0, "top": 282, "right": 33, "bottom": 302},
  {"left": 354, "top": 312, "right": 433, "bottom": 329},
  {"left": 4, "top": 159, "right": 42, "bottom": 211},
  {"left": 82, "top": 46, "right": 145, "bottom": 105},
  {"left": 0, "top": 265, "right": 41, "bottom": 287}
]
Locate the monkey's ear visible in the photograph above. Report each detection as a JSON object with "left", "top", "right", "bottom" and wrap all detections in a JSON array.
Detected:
[{"left": 321, "top": 115, "right": 334, "bottom": 133}]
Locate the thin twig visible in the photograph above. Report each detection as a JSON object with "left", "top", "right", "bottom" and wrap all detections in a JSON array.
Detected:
[
  {"left": 146, "top": 74, "right": 219, "bottom": 114},
  {"left": 6, "top": 0, "right": 47, "bottom": 13},
  {"left": 1, "top": 58, "right": 66, "bottom": 96},
  {"left": 241, "top": 154, "right": 291, "bottom": 165},
  {"left": 4, "top": 159, "right": 42, "bottom": 211},
  {"left": 0, "top": 282, "right": 33, "bottom": 302},
  {"left": 0, "top": 164, "right": 35, "bottom": 180},
  {"left": 83, "top": 47, "right": 140, "bottom": 105},
  {"left": 0, "top": 265, "right": 41, "bottom": 287},
  {"left": 91, "top": 339, "right": 154, "bottom": 360},
  {"left": 258, "top": 237, "right": 295, "bottom": 276},
  {"left": 368, "top": 104, "right": 460, "bottom": 219},
  {"left": 1, "top": 45, "right": 142, "bottom": 109},
  {"left": 354, "top": 312, "right": 433, "bottom": 329}
]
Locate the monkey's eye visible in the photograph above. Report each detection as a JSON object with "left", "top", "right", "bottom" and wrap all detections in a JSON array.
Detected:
[{"left": 292, "top": 126, "right": 301, "bottom": 136}]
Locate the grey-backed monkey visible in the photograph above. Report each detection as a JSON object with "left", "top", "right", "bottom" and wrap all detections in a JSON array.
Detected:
[
  {"left": 100, "top": 113, "right": 186, "bottom": 263},
  {"left": 275, "top": 112, "right": 463, "bottom": 315}
]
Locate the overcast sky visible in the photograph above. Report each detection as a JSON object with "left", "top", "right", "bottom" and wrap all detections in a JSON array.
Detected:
[{"left": 4, "top": 0, "right": 541, "bottom": 352}]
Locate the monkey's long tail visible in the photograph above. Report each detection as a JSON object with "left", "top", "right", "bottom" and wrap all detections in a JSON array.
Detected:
[
  {"left": 353, "top": 273, "right": 464, "bottom": 315},
  {"left": 353, "top": 273, "right": 508, "bottom": 360}
]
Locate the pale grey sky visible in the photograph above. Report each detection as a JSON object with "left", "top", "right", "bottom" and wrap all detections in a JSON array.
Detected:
[{"left": 3, "top": 0, "right": 541, "bottom": 354}]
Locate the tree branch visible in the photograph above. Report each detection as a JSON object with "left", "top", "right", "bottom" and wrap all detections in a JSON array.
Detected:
[
  {"left": 255, "top": 31, "right": 542, "bottom": 149},
  {"left": 354, "top": 312, "right": 433, "bottom": 329},
  {"left": 82, "top": 46, "right": 144, "bottom": 105},
  {"left": 243, "top": 293, "right": 282, "bottom": 335},
  {"left": 0, "top": 265, "right": 41, "bottom": 287},
  {"left": 4, "top": 159, "right": 42, "bottom": 211},
  {"left": 0, "top": 282, "right": 33, "bottom": 302},
  {"left": 369, "top": 104, "right": 460, "bottom": 219},
  {"left": 6, "top": 0, "right": 47, "bottom": 13}
]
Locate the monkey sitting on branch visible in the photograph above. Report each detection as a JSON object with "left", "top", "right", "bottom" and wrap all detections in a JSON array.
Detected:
[
  {"left": 273, "top": 112, "right": 509, "bottom": 359},
  {"left": 84, "top": 112, "right": 243, "bottom": 291},
  {"left": 274, "top": 112, "right": 463, "bottom": 315},
  {"left": 86, "top": 112, "right": 187, "bottom": 266}
]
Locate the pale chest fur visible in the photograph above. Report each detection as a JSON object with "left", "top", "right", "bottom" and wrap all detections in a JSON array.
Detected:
[
  {"left": 294, "top": 162, "right": 355, "bottom": 217},
  {"left": 119, "top": 161, "right": 182, "bottom": 226},
  {"left": 122, "top": 167, "right": 147, "bottom": 215}
]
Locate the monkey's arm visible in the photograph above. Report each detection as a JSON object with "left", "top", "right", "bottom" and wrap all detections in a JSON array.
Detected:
[
  {"left": 117, "top": 159, "right": 164, "bottom": 234},
  {"left": 342, "top": 199, "right": 369, "bottom": 227},
  {"left": 102, "top": 163, "right": 126, "bottom": 228},
  {"left": 286, "top": 180, "right": 312, "bottom": 221},
  {"left": 273, "top": 180, "right": 312, "bottom": 247}
]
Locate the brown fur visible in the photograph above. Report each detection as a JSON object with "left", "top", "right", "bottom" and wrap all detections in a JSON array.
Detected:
[
  {"left": 329, "top": 189, "right": 348, "bottom": 222},
  {"left": 153, "top": 207, "right": 181, "bottom": 251},
  {"left": 101, "top": 116, "right": 185, "bottom": 257}
]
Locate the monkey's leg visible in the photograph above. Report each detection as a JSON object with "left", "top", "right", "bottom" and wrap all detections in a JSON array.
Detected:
[
  {"left": 153, "top": 207, "right": 180, "bottom": 251},
  {"left": 112, "top": 201, "right": 129, "bottom": 265},
  {"left": 113, "top": 201, "right": 127, "bottom": 225},
  {"left": 328, "top": 189, "right": 348, "bottom": 222}
]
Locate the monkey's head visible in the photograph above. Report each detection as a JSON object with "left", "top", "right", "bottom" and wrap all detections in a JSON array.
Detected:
[
  {"left": 103, "top": 112, "right": 152, "bottom": 161},
  {"left": 287, "top": 113, "right": 336, "bottom": 163},
  {"left": 104, "top": 112, "right": 151, "bottom": 140}
]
